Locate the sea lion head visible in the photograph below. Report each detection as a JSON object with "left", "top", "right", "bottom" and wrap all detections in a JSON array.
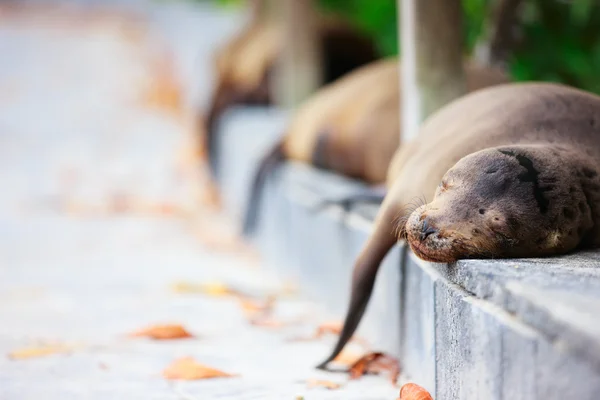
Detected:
[{"left": 405, "top": 146, "right": 593, "bottom": 262}]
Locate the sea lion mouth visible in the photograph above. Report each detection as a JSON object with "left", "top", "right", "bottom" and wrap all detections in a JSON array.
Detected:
[
  {"left": 408, "top": 236, "right": 459, "bottom": 263},
  {"left": 405, "top": 208, "right": 461, "bottom": 263}
]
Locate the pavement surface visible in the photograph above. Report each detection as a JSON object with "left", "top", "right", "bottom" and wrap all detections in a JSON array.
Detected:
[{"left": 0, "top": 2, "right": 400, "bottom": 399}]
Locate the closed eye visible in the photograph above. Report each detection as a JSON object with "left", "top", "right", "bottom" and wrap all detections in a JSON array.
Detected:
[{"left": 438, "top": 180, "right": 450, "bottom": 192}]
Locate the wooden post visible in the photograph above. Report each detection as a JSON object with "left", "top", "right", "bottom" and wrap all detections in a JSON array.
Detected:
[
  {"left": 273, "top": 0, "right": 322, "bottom": 109},
  {"left": 399, "top": 0, "right": 466, "bottom": 141}
]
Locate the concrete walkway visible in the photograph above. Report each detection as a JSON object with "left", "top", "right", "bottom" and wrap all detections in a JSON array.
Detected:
[{"left": 0, "top": 2, "right": 399, "bottom": 399}]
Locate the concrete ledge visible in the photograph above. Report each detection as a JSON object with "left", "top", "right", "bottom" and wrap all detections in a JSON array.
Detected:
[{"left": 215, "top": 107, "right": 600, "bottom": 399}]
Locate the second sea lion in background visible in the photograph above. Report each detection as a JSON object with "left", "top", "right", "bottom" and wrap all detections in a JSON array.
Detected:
[
  {"left": 204, "top": 16, "right": 379, "bottom": 175},
  {"left": 241, "top": 58, "right": 510, "bottom": 236}
]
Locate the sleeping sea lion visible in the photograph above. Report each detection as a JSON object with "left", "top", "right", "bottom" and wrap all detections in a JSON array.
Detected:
[
  {"left": 241, "top": 58, "right": 509, "bottom": 236},
  {"left": 205, "top": 16, "right": 379, "bottom": 175},
  {"left": 318, "top": 82, "right": 600, "bottom": 368}
]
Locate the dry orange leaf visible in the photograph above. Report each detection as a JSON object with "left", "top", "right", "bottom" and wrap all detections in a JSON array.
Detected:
[
  {"left": 249, "top": 316, "right": 288, "bottom": 328},
  {"left": 332, "top": 348, "right": 363, "bottom": 366},
  {"left": 162, "top": 357, "right": 235, "bottom": 380},
  {"left": 239, "top": 295, "right": 275, "bottom": 318},
  {"left": 140, "top": 57, "right": 182, "bottom": 113},
  {"left": 348, "top": 352, "right": 400, "bottom": 385},
  {"left": 399, "top": 383, "right": 434, "bottom": 400},
  {"left": 8, "top": 345, "right": 71, "bottom": 360},
  {"left": 129, "top": 324, "right": 194, "bottom": 340},
  {"left": 315, "top": 321, "right": 343, "bottom": 337},
  {"left": 171, "top": 281, "right": 239, "bottom": 297},
  {"left": 240, "top": 296, "right": 300, "bottom": 329},
  {"left": 288, "top": 321, "right": 367, "bottom": 346},
  {"left": 306, "top": 379, "right": 343, "bottom": 390}
]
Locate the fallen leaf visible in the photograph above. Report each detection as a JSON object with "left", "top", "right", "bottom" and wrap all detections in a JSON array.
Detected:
[
  {"left": 348, "top": 352, "right": 400, "bottom": 385},
  {"left": 332, "top": 348, "right": 363, "bottom": 366},
  {"left": 140, "top": 57, "right": 182, "bottom": 114},
  {"left": 287, "top": 321, "right": 367, "bottom": 346},
  {"left": 128, "top": 324, "right": 194, "bottom": 340},
  {"left": 315, "top": 321, "right": 343, "bottom": 337},
  {"left": 239, "top": 295, "right": 276, "bottom": 319},
  {"left": 249, "top": 316, "right": 288, "bottom": 328},
  {"left": 240, "top": 296, "right": 300, "bottom": 329},
  {"left": 8, "top": 345, "right": 71, "bottom": 360},
  {"left": 171, "top": 281, "right": 239, "bottom": 297},
  {"left": 162, "top": 357, "right": 235, "bottom": 380},
  {"left": 306, "top": 379, "right": 343, "bottom": 390},
  {"left": 399, "top": 383, "right": 434, "bottom": 400}
]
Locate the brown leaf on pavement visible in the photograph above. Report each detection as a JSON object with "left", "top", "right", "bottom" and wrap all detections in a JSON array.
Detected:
[
  {"left": 170, "top": 281, "right": 241, "bottom": 297},
  {"left": 241, "top": 295, "right": 307, "bottom": 329},
  {"left": 249, "top": 316, "right": 289, "bottom": 329},
  {"left": 8, "top": 344, "right": 72, "bottom": 360},
  {"left": 243, "top": 296, "right": 288, "bottom": 328},
  {"left": 399, "top": 383, "right": 434, "bottom": 400},
  {"left": 287, "top": 321, "right": 366, "bottom": 347},
  {"left": 348, "top": 352, "right": 400, "bottom": 385},
  {"left": 306, "top": 379, "right": 343, "bottom": 390},
  {"left": 315, "top": 321, "right": 343, "bottom": 337},
  {"left": 239, "top": 295, "right": 276, "bottom": 319},
  {"left": 332, "top": 348, "right": 363, "bottom": 366},
  {"left": 128, "top": 324, "right": 194, "bottom": 340},
  {"left": 162, "top": 357, "right": 236, "bottom": 380},
  {"left": 140, "top": 55, "right": 182, "bottom": 114}
]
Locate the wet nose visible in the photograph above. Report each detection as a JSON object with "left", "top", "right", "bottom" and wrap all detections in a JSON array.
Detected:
[{"left": 420, "top": 217, "right": 437, "bottom": 241}]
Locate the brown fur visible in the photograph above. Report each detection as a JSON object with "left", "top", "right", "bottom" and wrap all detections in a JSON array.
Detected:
[
  {"left": 204, "top": 16, "right": 378, "bottom": 174},
  {"left": 319, "top": 82, "right": 600, "bottom": 368},
  {"left": 284, "top": 58, "right": 509, "bottom": 183}
]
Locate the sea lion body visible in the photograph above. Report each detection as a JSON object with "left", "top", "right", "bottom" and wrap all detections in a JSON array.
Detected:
[
  {"left": 283, "top": 58, "right": 401, "bottom": 184},
  {"left": 242, "top": 59, "right": 510, "bottom": 235},
  {"left": 283, "top": 58, "right": 510, "bottom": 183},
  {"left": 205, "top": 17, "right": 379, "bottom": 173},
  {"left": 320, "top": 82, "right": 600, "bottom": 367}
]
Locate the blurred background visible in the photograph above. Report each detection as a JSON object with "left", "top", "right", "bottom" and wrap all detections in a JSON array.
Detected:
[{"left": 205, "top": 0, "right": 600, "bottom": 94}]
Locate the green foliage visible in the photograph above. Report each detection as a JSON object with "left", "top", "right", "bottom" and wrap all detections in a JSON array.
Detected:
[
  {"left": 204, "top": 0, "right": 600, "bottom": 94},
  {"left": 462, "top": 0, "right": 490, "bottom": 52},
  {"left": 317, "top": 0, "right": 399, "bottom": 56},
  {"left": 511, "top": 0, "right": 600, "bottom": 94}
]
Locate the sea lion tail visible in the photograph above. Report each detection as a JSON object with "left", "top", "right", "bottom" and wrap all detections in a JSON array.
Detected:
[
  {"left": 241, "top": 140, "right": 286, "bottom": 237},
  {"left": 310, "top": 187, "right": 387, "bottom": 213},
  {"left": 316, "top": 205, "right": 399, "bottom": 369},
  {"left": 204, "top": 83, "right": 236, "bottom": 179}
]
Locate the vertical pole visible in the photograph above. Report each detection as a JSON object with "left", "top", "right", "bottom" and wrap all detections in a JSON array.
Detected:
[
  {"left": 399, "top": 0, "right": 466, "bottom": 142},
  {"left": 273, "top": 0, "right": 322, "bottom": 109}
]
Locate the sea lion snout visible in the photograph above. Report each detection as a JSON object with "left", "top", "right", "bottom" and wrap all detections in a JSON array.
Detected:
[
  {"left": 419, "top": 217, "right": 438, "bottom": 241},
  {"left": 404, "top": 207, "right": 460, "bottom": 262}
]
